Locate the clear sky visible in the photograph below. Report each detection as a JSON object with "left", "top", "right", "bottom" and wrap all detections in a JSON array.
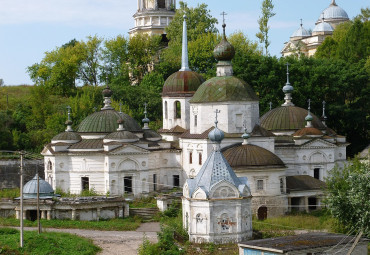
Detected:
[{"left": 0, "top": 0, "right": 368, "bottom": 85}]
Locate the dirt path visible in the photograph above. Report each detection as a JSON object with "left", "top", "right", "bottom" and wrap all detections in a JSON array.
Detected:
[{"left": 21, "top": 222, "right": 160, "bottom": 255}]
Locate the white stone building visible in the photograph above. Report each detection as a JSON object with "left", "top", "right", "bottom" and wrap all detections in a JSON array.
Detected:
[
  {"left": 43, "top": 12, "right": 348, "bottom": 220},
  {"left": 129, "top": 0, "right": 176, "bottom": 37},
  {"left": 281, "top": 0, "right": 349, "bottom": 57},
  {"left": 182, "top": 117, "right": 252, "bottom": 244}
]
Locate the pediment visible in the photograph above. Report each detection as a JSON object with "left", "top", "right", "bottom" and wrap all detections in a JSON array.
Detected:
[
  {"left": 301, "top": 139, "right": 336, "bottom": 148},
  {"left": 109, "top": 144, "right": 149, "bottom": 155},
  {"left": 41, "top": 145, "right": 54, "bottom": 155}
]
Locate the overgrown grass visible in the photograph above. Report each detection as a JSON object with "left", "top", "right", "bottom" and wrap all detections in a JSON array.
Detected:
[
  {"left": 54, "top": 188, "right": 102, "bottom": 197},
  {"left": 129, "top": 196, "right": 157, "bottom": 208},
  {"left": 252, "top": 210, "right": 346, "bottom": 238},
  {"left": 0, "top": 188, "right": 20, "bottom": 199},
  {"left": 0, "top": 217, "right": 142, "bottom": 231},
  {"left": 0, "top": 227, "right": 100, "bottom": 255}
]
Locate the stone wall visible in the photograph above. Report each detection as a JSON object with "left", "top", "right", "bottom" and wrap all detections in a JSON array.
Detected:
[{"left": 0, "top": 160, "right": 44, "bottom": 189}]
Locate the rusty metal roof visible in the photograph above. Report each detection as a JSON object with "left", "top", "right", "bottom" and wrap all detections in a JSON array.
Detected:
[
  {"left": 223, "top": 144, "right": 285, "bottom": 168},
  {"left": 251, "top": 124, "right": 275, "bottom": 137},
  {"left": 162, "top": 71, "right": 205, "bottom": 96},
  {"left": 293, "top": 127, "right": 323, "bottom": 137},
  {"left": 214, "top": 37, "right": 235, "bottom": 61},
  {"left": 190, "top": 76, "right": 258, "bottom": 103},
  {"left": 286, "top": 175, "right": 326, "bottom": 192},
  {"left": 260, "top": 106, "right": 325, "bottom": 131}
]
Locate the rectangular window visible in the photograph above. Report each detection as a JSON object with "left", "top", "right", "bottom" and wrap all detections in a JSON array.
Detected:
[
  {"left": 280, "top": 178, "right": 284, "bottom": 193},
  {"left": 257, "top": 180, "right": 264, "bottom": 190},
  {"left": 314, "top": 168, "right": 320, "bottom": 180},
  {"left": 173, "top": 175, "right": 180, "bottom": 188},
  {"left": 124, "top": 176, "right": 133, "bottom": 193},
  {"left": 194, "top": 115, "right": 197, "bottom": 127},
  {"left": 153, "top": 174, "right": 157, "bottom": 191},
  {"left": 81, "top": 177, "right": 89, "bottom": 191},
  {"left": 189, "top": 152, "right": 193, "bottom": 164},
  {"left": 199, "top": 153, "right": 202, "bottom": 165}
]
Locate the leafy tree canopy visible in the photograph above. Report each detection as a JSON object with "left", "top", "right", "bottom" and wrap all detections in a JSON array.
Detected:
[{"left": 325, "top": 158, "right": 370, "bottom": 237}]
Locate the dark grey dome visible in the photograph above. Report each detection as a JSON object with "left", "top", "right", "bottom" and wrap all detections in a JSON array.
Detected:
[
  {"left": 23, "top": 175, "right": 55, "bottom": 199},
  {"left": 52, "top": 131, "right": 82, "bottom": 143},
  {"left": 143, "top": 129, "right": 162, "bottom": 141},
  {"left": 104, "top": 130, "right": 139, "bottom": 143}
]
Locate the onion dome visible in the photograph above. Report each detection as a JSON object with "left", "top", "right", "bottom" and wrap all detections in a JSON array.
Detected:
[
  {"left": 317, "top": 0, "right": 349, "bottom": 24},
  {"left": 214, "top": 25, "right": 235, "bottom": 61},
  {"left": 190, "top": 76, "right": 258, "bottom": 103},
  {"left": 162, "top": 15, "right": 204, "bottom": 97},
  {"left": 223, "top": 144, "right": 285, "bottom": 169},
  {"left": 23, "top": 174, "right": 55, "bottom": 199},
  {"left": 305, "top": 113, "right": 313, "bottom": 122},
  {"left": 260, "top": 106, "right": 326, "bottom": 131},
  {"left": 208, "top": 126, "right": 225, "bottom": 143},
  {"left": 77, "top": 110, "right": 142, "bottom": 133},
  {"left": 312, "top": 20, "right": 334, "bottom": 35},
  {"left": 282, "top": 63, "right": 294, "bottom": 106},
  {"left": 293, "top": 127, "right": 323, "bottom": 137},
  {"left": 290, "top": 21, "right": 311, "bottom": 40}
]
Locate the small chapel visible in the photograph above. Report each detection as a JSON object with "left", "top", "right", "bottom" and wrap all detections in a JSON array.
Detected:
[{"left": 42, "top": 4, "right": 348, "bottom": 220}]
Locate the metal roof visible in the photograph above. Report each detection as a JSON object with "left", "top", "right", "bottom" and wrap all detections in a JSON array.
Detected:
[
  {"left": 214, "top": 37, "right": 235, "bottom": 61},
  {"left": 290, "top": 25, "right": 311, "bottom": 39},
  {"left": 187, "top": 150, "right": 246, "bottom": 198},
  {"left": 190, "top": 76, "right": 258, "bottom": 103},
  {"left": 69, "top": 139, "right": 103, "bottom": 150},
  {"left": 52, "top": 131, "right": 82, "bottom": 142},
  {"left": 286, "top": 175, "right": 326, "bottom": 192},
  {"left": 260, "top": 106, "right": 326, "bottom": 131},
  {"left": 223, "top": 144, "right": 285, "bottom": 168},
  {"left": 318, "top": 1, "right": 349, "bottom": 22},
  {"left": 23, "top": 174, "right": 55, "bottom": 198},
  {"left": 104, "top": 130, "right": 139, "bottom": 142},
  {"left": 293, "top": 127, "right": 323, "bottom": 137},
  {"left": 162, "top": 71, "right": 205, "bottom": 96},
  {"left": 77, "top": 110, "right": 142, "bottom": 133},
  {"left": 313, "top": 21, "right": 334, "bottom": 33}
]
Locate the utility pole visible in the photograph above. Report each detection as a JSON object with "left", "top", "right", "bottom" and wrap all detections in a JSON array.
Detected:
[
  {"left": 37, "top": 172, "right": 41, "bottom": 234},
  {"left": 19, "top": 151, "right": 24, "bottom": 247}
]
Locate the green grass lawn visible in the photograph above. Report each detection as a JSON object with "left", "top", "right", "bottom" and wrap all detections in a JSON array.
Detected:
[
  {"left": 0, "top": 217, "right": 142, "bottom": 231},
  {"left": 0, "top": 227, "right": 100, "bottom": 255}
]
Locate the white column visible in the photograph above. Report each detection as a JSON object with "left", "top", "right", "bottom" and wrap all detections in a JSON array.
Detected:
[{"left": 71, "top": 209, "right": 76, "bottom": 220}]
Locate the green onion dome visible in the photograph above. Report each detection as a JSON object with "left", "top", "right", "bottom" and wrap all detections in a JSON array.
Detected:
[
  {"left": 77, "top": 110, "right": 142, "bottom": 133},
  {"left": 162, "top": 71, "right": 205, "bottom": 96},
  {"left": 260, "top": 106, "right": 325, "bottom": 131},
  {"left": 190, "top": 76, "right": 258, "bottom": 103}
]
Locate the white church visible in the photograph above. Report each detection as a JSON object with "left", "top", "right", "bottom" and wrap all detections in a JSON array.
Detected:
[{"left": 42, "top": 0, "right": 348, "bottom": 221}]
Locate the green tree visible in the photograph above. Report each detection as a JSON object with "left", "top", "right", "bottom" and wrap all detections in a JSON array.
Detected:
[
  {"left": 256, "top": 0, "right": 275, "bottom": 55},
  {"left": 165, "top": 1, "right": 218, "bottom": 43},
  {"left": 78, "top": 35, "right": 103, "bottom": 86},
  {"left": 325, "top": 159, "right": 370, "bottom": 237}
]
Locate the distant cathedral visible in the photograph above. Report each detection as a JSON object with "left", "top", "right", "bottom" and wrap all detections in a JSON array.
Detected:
[
  {"left": 129, "top": 0, "right": 176, "bottom": 36},
  {"left": 281, "top": 0, "right": 349, "bottom": 57}
]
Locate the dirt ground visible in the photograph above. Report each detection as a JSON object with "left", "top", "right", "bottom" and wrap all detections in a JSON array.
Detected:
[{"left": 22, "top": 222, "right": 160, "bottom": 255}]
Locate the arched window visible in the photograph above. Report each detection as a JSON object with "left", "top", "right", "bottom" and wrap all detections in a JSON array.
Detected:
[
  {"left": 198, "top": 153, "right": 202, "bottom": 165},
  {"left": 47, "top": 160, "right": 52, "bottom": 171},
  {"left": 189, "top": 152, "right": 193, "bottom": 164},
  {"left": 164, "top": 101, "right": 168, "bottom": 119},
  {"left": 174, "top": 101, "right": 181, "bottom": 119}
]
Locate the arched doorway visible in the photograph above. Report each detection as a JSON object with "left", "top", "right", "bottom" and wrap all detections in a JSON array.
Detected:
[{"left": 258, "top": 206, "right": 267, "bottom": 220}]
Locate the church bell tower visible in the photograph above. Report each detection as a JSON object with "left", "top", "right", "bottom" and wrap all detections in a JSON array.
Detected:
[{"left": 129, "top": 0, "right": 176, "bottom": 37}]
